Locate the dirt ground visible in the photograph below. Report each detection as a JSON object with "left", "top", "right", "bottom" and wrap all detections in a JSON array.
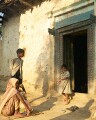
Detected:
[{"left": 0, "top": 78, "right": 96, "bottom": 120}]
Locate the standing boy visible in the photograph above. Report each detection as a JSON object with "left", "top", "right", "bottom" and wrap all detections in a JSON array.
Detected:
[{"left": 10, "top": 48, "right": 26, "bottom": 93}]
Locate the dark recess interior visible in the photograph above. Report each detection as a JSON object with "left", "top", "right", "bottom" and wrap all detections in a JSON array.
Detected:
[{"left": 63, "top": 30, "right": 88, "bottom": 93}]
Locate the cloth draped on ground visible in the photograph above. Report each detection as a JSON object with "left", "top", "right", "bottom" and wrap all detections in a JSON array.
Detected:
[
  {"left": 0, "top": 78, "right": 19, "bottom": 116},
  {"left": 58, "top": 71, "right": 72, "bottom": 94}
]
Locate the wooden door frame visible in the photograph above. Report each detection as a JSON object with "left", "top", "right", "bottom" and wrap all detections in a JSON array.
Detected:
[{"left": 54, "top": 19, "right": 95, "bottom": 94}]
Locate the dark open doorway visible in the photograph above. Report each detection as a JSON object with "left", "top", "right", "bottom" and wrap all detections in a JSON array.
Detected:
[{"left": 63, "top": 30, "right": 88, "bottom": 93}]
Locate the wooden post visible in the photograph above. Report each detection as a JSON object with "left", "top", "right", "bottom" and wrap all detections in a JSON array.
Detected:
[
  {"left": 93, "top": 0, "right": 96, "bottom": 94},
  {"left": 94, "top": 0, "right": 96, "bottom": 15}
]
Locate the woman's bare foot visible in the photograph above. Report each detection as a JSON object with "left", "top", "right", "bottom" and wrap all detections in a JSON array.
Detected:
[
  {"left": 14, "top": 112, "right": 26, "bottom": 118},
  {"left": 26, "top": 109, "right": 32, "bottom": 116}
]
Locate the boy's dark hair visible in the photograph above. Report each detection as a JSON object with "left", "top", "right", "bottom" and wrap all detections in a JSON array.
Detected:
[
  {"left": 16, "top": 48, "right": 24, "bottom": 54},
  {"left": 61, "top": 64, "right": 67, "bottom": 69}
]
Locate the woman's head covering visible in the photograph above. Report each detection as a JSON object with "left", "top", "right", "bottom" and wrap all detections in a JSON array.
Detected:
[
  {"left": 6, "top": 78, "right": 18, "bottom": 91},
  {"left": 10, "top": 78, "right": 18, "bottom": 87}
]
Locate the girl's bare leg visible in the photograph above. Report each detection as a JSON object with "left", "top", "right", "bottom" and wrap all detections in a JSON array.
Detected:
[
  {"left": 64, "top": 94, "right": 69, "bottom": 105},
  {"left": 62, "top": 93, "right": 66, "bottom": 101}
]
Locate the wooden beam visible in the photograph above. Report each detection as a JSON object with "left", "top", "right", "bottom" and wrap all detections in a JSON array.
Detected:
[
  {"left": 4, "top": 0, "right": 14, "bottom": 4},
  {"left": 0, "top": 1, "right": 14, "bottom": 11},
  {"left": 14, "top": 2, "right": 26, "bottom": 12},
  {"left": 0, "top": 4, "right": 6, "bottom": 11},
  {"left": 0, "top": 0, "right": 33, "bottom": 17},
  {"left": 19, "top": 0, "right": 33, "bottom": 8},
  {"left": 3, "top": 9, "right": 13, "bottom": 18},
  {"left": 6, "top": 6, "right": 17, "bottom": 15}
]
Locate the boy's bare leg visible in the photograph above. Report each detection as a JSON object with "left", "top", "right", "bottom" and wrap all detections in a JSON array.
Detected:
[{"left": 19, "top": 84, "right": 26, "bottom": 93}]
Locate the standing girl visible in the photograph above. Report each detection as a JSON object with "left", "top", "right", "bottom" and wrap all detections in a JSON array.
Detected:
[{"left": 58, "top": 64, "right": 72, "bottom": 105}]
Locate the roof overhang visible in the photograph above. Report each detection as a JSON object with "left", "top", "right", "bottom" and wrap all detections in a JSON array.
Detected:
[{"left": 0, "top": 0, "right": 34, "bottom": 18}]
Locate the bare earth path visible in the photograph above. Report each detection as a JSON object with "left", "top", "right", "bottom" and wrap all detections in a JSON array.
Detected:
[
  {"left": 0, "top": 78, "right": 95, "bottom": 120},
  {"left": 0, "top": 92, "right": 95, "bottom": 120}
]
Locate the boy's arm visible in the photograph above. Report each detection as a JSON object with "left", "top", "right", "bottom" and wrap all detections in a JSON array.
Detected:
[{"left": 10, "top": 59, "right": 14, "bottom": 71}]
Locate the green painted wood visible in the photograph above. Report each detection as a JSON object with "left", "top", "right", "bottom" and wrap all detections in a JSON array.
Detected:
[{"left": 55, "top": 10, "right": 93, "bottom": 29}]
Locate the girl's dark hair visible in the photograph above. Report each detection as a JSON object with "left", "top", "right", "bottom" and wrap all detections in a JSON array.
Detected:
[
  {"left": 61, "top": 64, "right": 67, "bottom": 69},
  {"left": 16, "top": 48, "right": 24, "bottom": 54}
]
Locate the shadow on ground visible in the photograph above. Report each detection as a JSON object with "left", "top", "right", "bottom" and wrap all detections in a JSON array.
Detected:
[
  {"left": 50, "top": 99, "right": 94, "bottom": 120},
  {"left": 30, "top": 95, "right": 44, "bottom": 103},
  {"left": 32, "top": 97, "right": 57, "bottom": 113}
]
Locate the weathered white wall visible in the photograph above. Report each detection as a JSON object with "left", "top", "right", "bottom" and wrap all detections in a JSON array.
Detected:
[
  {"left": 18, "top": 1, "right": 57, "bottom": 94},
  {"left": 0, "top": 0, "right": 81, "bottom": 94},
  {"left": 0, "top": 16, "right": 20, "bottom": 76},
  {"left": 18, "top": 0, "right": 81, "bottom": 93}
]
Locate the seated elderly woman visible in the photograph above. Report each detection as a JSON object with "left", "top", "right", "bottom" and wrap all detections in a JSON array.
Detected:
[{"left": 0, "top": 78, "right": 32, "bottom": 117}]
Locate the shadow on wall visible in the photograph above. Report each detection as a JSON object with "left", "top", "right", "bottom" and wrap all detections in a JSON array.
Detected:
[
  {"left": 50, "top": 99, "right": 94, "bottom": 120},
  {"left": 0, "top": 76, "right": 10, "bottom": 92},
  {"left": 0, "top": 0, "right": 52, "bottom": 76},
  {"left": 0, "top": 0, "right": 53, "bottom": 92},
  {"left": 34, "top": 42, "right": 50, "bottom": 96},
  {"left": 35, "top": 66, "right": 49, "bottom": 96}
]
